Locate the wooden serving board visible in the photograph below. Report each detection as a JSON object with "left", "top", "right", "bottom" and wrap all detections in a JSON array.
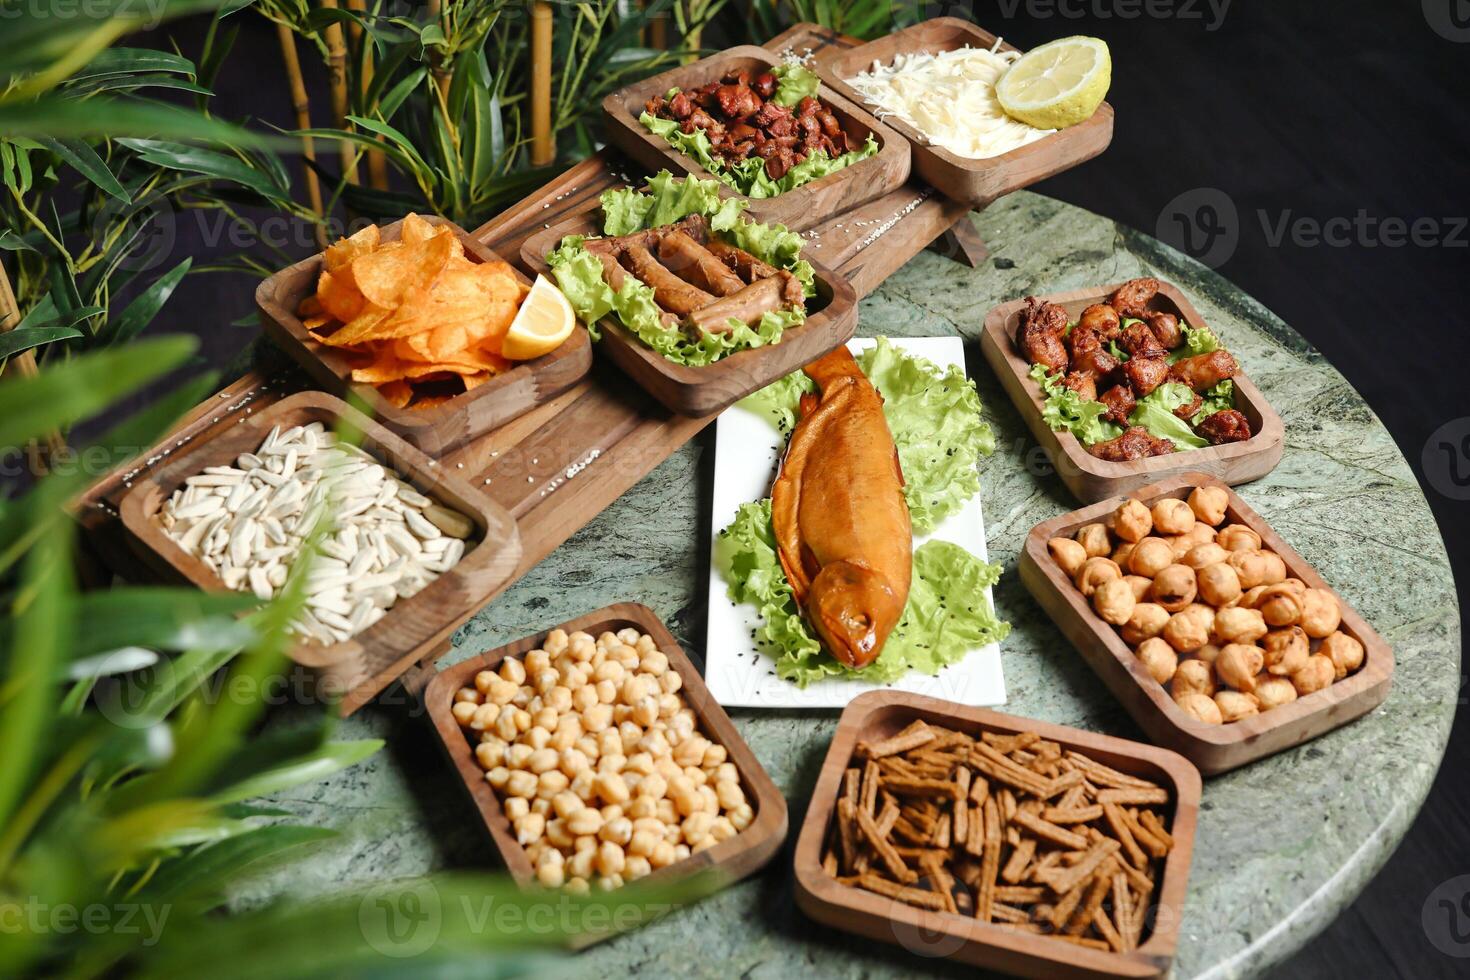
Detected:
[
  {"left": 792, "top": 691, "right": 1199, "bottom": 979},
  {"left": 980, "top": 280, "right": 1285, "bottom": 504},
  {"left": 1017, "top": 473, "right": 1393, "bottom": 775}
]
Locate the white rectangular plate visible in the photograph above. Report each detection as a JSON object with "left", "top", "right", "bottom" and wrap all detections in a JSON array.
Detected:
[{"left": 704, "top": 336, "right": 1006, "bottom": 709}]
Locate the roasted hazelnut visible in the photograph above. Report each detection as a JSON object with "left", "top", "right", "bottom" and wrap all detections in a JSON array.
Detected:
[
  {"left": 1110, "top": 499, "right": 1153, "bottom": 542},
  {"left": 1175, "top": 692, "right": 1223, "bottom": 725},
  {"left": 1227, "top": 550, "right": 1286, "bottom": 589},
  {"left": 1075, "top": 523, "right": 1112, "bottom": 558},
  {"left": 1092, "top": 578, "right": 1137, "bottom": 626},
  {"left": 1128, "top": 538, "right": 1175, "bottom": 578},
  {"left": 1120, "top": 603, "right": 1171, "bottom": 646},
  {"left": 1151, "top": 498, "right": 1196, "bottom": 536},
  {"left": 1124, "top": 575, "right": 1154, "bottom": 601},
  {"left": 1255, "top": 584, "right": 1303, "bottom": 627},
  {"left": 1214, "top": 690, "right": 1260, "bottom": 722},
  {"left": 1320, "top": 631, "right": 1365, "bottom": 679},
  {"left": 1173, "top": 658, "right": 1216, "bottom": 699},
  {"left": 1300, "top": 589, "right": 1341, "bottom": 638},
  {"left": 1213, "top": 606, "right": 1268, "bottom": 645},
  {"left": 1196, "top": 562, "right": 1243, "bottom": 607},
  {"left": 1254, "top": 675, "right": 1298, "bottom": 710},
  {"left": 1074, "top": 557, "right": 1123, "bottom": 598},
  {"left": 1162, "top": 604, "right": 1214, "bottom": 653},
  {"left": 1182, "top": 542, "right": 1230, "bottom": 570},
  {"left": 1291, "top": 654, "right": 1335, "bottom": 695},
  {"left": 1135, "top": 637, "right": 1179, "bottom": 684},
  {"left": 1112, "top": 540, "right": 1137, "bottom": 567},
  {"left": 1215, "top": 643, "right": 1264, "bottom": 691},
  {"left": 1188, "top": 486, "right": 1229, "bottom": 526},
  {"left": 1048, "top": 537, "right": 1088, "bottom": 577},
  {"left": 1216, "top": 524, "right": 1262, "bottom": 552},
  {"left": 1150, "top": 564, "right": 1198, "bottom": 613},
  {"left": 1262, "top": 625, "right": 1310, "bottom": 676}
]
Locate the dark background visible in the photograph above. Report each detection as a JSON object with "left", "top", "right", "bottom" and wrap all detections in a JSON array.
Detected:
[{"left": 142, "top": 1, "right": 1468, "bottom": 975}]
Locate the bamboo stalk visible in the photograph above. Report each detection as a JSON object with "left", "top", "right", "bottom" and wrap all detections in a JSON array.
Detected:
[
  {"left": 649, "top": 0, "right": 668, "bottom": 50},
  {"left": 274, "top": 21, "right": 328, "bottom": 248},
  {"left": 427, "top": 0, "right": 451, "bottom": 103},
  {"left": 319, "top": 0, "right": 357, "bottom": 185},
  {"left": 530, "top": 1, "right": 554, "bottom": 166},
  {"left": 345, "top": 0, "right": 389, "bottom": 191},
  {"left": 0, "top": 258, "right": 63, "bottom": 476}
]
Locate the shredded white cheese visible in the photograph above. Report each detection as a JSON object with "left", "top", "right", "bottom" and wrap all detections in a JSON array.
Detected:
[{"left": 845, "top": 41, "right": 1054, "bottom": 160}]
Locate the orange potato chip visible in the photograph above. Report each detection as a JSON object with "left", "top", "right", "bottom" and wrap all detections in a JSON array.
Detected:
[
  {"left": 351, "top": 355, "right": 412, "bottom": 383},
  {"left": 302, "top": 314, "right": 332, "bottom": 331},
  {"left": 461, "top": 371, "right": 492, "bottom": 391},
  {"left": 353, "top": 229, "right": 454, "bottom": 309},
  {"left": 400, "top": 213, "right": 436, "bottom": 245},
  {"left": 297, "top": 294, "right": 324, "bottom": 317},
  {"left": 316, "top": 267, "right": 366, "bottom": 323},
  {"left": 324, "top": 223, "right": 380, "bottom": 273},
  {"left": 377, "top": 379, "right": 414, "bottom": 408},
  {"left": 320, "top": 303, "right": 393, "bottom": 348}
]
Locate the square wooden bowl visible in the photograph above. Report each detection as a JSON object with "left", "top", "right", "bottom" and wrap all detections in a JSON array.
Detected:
[
  {"left": 820, "top": 17, "right": 1115, "bottom": 209},
  {"left": 521, "top": 209, "right": 857, "bottom": 417},
  {"left": 1018, "top": 473, "right": 1394, "bottom": 776},
  {"left": 255, "top": 215, "right": 593, "bottom": 457},
  {"left": 980, "top": 280, "right": 1285, "bottom": 504},
  {"left": 793, "top": 691, "right": 1200, "bottom": 979},
  {"left": 600, "top": 45, "right": 910, "bottom": 232},
  {"left": 117, "top": 391, "right": 523, "bottom": 701},
  {"left": 424, "top": 603, "right": 788, "bottom": 916}
]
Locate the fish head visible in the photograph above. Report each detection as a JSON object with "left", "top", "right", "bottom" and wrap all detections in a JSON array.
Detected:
[{"left": 808, "top": 560, "right": 905, "bottom": 670}]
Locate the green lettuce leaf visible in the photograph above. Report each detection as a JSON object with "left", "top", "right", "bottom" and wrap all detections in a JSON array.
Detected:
[
  {"left": 1169, "top": 322, "right": 1220, "bottom": 363},
  {"left": 1029, "top": 363, "right": 1123, "bottom": 447},
  {"left": 1195, "top": 379, "right": 1235, "bottom": 421},
  {"left": 772, "top": 62, "right": 820, "bottom": 107},
  {"left": 1129, "top": 382, "right": 1208, "bottom": 451},
  {"left": 600, "top": 170, "right": 745, "bottom": 236},
  {"left": 738, "top": 369, "right": 814, "bottom": 436},
  {"left": 639, "top": 111, "right": 879, "bottom": 199}
]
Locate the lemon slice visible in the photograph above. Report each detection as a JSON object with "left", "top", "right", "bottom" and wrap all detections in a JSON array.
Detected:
[
  {"left": 502, "top": 274, "right": 575, "bottom": 361},
  {"left": 995, "top": 36, "right": 1111, "bottom": 130}
]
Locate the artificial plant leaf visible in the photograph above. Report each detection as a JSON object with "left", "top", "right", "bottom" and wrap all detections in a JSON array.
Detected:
[
  {"left": 104, "top": 257, "right": 191, "bottom": 345},
  {"left": 0, "top": 324, "right": 83, "bottom": 360},
  {"left": 34, "top": 137, "right": 129, "bottom": 202},
  {"left": 206, "top": 740, "right": 383, "bottom": 806}
]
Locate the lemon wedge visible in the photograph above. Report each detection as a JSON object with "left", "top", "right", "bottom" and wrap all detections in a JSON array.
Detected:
[
  {"left": 995, "top": 36, "right": 1111, "bottom": 130},
  {"left": 502, "top": 274, "right": 575, "bottom": 361}
]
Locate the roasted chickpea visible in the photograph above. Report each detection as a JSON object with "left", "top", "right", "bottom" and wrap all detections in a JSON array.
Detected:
[
  {"left": 1175, "top": 692, "right": 1223, "bottom": 725},
  {"left": 1075, "top": 523, "right": 1112, "bottom": 558},
  {"left": 1255, "top": 584, "right": 1303, "bottom": 627},
  {"left": 1161, "top": 535, "right": 1194, "bottom": 561},
  {"left": 1320, "top": 631, "right": 1365, "bottom": 679},
  {"left": 1150, "top": 564, "right": 1198, "bottom": 613},
  {"left": 1124, "top": 575, "right": 1153, "bottom": 601},
  {"left": 1215, "top": 643, "right": 1264, "bottom": 691},
  {"left": 1196, "top": 562, "right": 1243, "bottom": 607},
  {"left": 1213, "top": 606, "right": 1268, "bottom": 645},
  {"left": 1048, "top": 537, "right": 1088, "bottom": 578},
  {"left": 1092, "top": 578, "right": 1137, "bottom": 626},
  {"left": 1228, "top": 550, "right": 1286, "bottom": 589},
  {"left": 1172, "top": 658, "right": 1216, "bottom": 699},
  {"left": 1262, "top": 626, "right": 1310, "bottom": 676},
  {"left": 1216, "top": 524, "right": 1262, "bottom": 552},
  {"left": 1188, "top": 486, "right": 1230, "bottom": 526},
  {"left": 1151, "top": 498, "right": 1197, "bottom": 536},
  {"left": 1182, "top": 542, "right": 1230, "bottom": 571},
  {"left": 1196, "top": 643, "right": 1223, "bottom": 665},
  {"left": 1112, "top": 540, "right": 1137, "bottom": 568},
  {"left": 1299, "top": 589, "right": 1341, "bottom": 638},
  {"left": 1120, "top": 603, "right": 1170, "bottom": 646},
  {"left": 1291, "top": 654, "right": 1335, "bottom": 695},
  {"left": 1135, "top": 637, "right": 1179, "bottom": 684},
  {"left": 1128, "top": 538, "right": 1175, "bottom": 578},
  {"left": 1254, "top": 675, "right": 1299, "bottom": 710},
  {"left": 1162, "top": 604, "right": 1214, "bottom": 653},
  {"left": 1074, "top": 557, "right": 1123, "bottom": 598},
  {"left": 1214, "top": 690, "right": 1260, "bottom": 722},
  {"left": 1110, "top": 499, "right": 1153, "bottom": 542}
]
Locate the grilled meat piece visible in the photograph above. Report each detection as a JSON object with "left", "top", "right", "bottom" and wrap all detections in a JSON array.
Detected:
[
  {"left": 1146, "top": 311, "right": 1182, "bottom": 349},
  {"left": 1170, "top": 350, "right": 1239, "bottom": 392},
  {"left": 1022, "top": 295, "right": 1070, "bottom": 336},
  {"left": 753, "top": 72, "right": 778, "bottom": 99},
  {"left": 620, "top": 244, "right": 714, "bottom": 316},
  {"left": 1061, "top": 372, "right": 1097, "bottom": 403},
  {"left": 1073, "top": 347, "right": 1120, "bottom": 382},
  {"left": 1123, "top": 355, "right": 1171, "bottom": 397},
  {"left": 1078, "top": 303, "right": 1122, "bottom": 339},
  {"left": 1019, "top": 320, "right": 1068, "bottom": 373},
  {"left": 1119, "top": 321, "right": 1168, "bottom": 360},
  {"left": 1098, "top": 384, "right": 1136, "bottom": 425},
  {"left": 1109, "top": 277, "right": 1161, "bottom": 319},
  {"left": 715, "top": 83, "right": 761, "bottom": 120},
  {"left": 657, "top": 230, "right": 746, "bottom": 297},
  {"left": 685, "top": 275, "right": 786, "bottom": 336},
  {"left": 1173, "top": 388, "right": 1203, "bottom": 421},
  {"left": 705, "top": 238, "right": 780, "bottom": 283},
  {"left": 1196, "top": 409, "right": 1252, "bottom": 444},
  {"left": 1089, "top": 427, "right": 1176, "bottom": 461}
]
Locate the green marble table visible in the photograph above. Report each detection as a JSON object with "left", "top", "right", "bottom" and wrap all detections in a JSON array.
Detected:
[{"left": 254, "top": 191, "right": 1460, "bottom": 979}]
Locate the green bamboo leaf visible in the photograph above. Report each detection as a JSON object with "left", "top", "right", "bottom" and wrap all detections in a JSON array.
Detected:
[
  {"left": 34, "top": 137, "right": 128, "bottom": 202},
  {"left": 376, "top": 67, "right": 427, "bottom": 120},
  {"left": 0, "top": 230, "right": 37, "bottom": 252},
  {"left": 0, "top": 325, "right": 83, "bottom": 360},
  {"left": 15, "top": 303, "right": 105, "bottom": 332},
  {"left": 70, "top": 47, "right": 197, "bottom": 79},
  {"left": 0, "top": 98, "right": 272, "bottom": 145},
  {"left": 115, "top": 139, "right": 287, "bottom": 200},
  {"left": 66, "top": 73, "right": 215, "bottom": 98},
  {"left": 68, "top": 588, "right": 257, "bottom": 659},
  {"left": 138, "top": 825, "right": 337, "bottom": 905},
  {"left": 207, "top": 740, "right": 383, "bottom": 806},
  {"left": 0, "top": 336, "right": 196, "bottom": 449},
  {"left": 104, "top": 257, "right": 191, "bottom": 345}
]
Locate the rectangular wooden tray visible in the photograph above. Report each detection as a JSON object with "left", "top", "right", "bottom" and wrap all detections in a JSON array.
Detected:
[
  {"left": 424, "top": 602, "right": 788, "bottom": 930},
  {"left": 521, "top": 208, "right": 857, "bottom": 417},
  {"left": 256, "top": 215, "right": 593, "bottom": 457},
  {"left": 792, "top": 691, "right": 1199, "bottom": 979},
  {"left": 116, "top": 390, "right": 524, "bottom": 693},
  {"left": 980, "top": 280, "right": 1284, "bottom": 504},
  {"left": 820, "top": 17, "right": 1115, "bottom": 210},
  {"left": 1017, "top": 473, "right": 1394, "bottom": 776},
  {"left": 601, "top": 45, "right": 910, "bottom": 232}
]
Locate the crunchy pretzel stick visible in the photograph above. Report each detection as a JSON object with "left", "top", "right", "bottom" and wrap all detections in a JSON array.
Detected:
[
  {"left": 1111, "top": 870, "right": 1133, "bottom": 953},
  {"left": 884, "top": 777, "right": 965, "bottom": 800},
  {"left": 975, "top": 796, "right": 1001, "bottom": 922},
  {"left": 836, "top": 798, "right": 860, "bottom": 872},
  {"left": 990, "top": 902, "right": 1030, "bottom": 924},
  {"left": 857, "top": 805, "right": 916, "bottom": 883},
  {"left": 1124, "top": 808, "right": 1170, "bottom": 858},
  {"left": 1094, "top": 904, "right": 1125, "bottom": 953},
  {"left": 964, "top": 802, "right": 985, "bottom": 857},
  {"left": 1064, "top": 751, "right": 1160, "bottom": 790},
  {"left": 859, "top": 721, "right": 934, "bottom": 759},
  {"left": 1097, "top": 787, "right": 1169, "bottom": 806},
  {"left": 1102, "top": 802, "right": 1148, "bottom": 870},
  {"left": 860, "top": 759, "right": 881, "bottom": 816},
  {"left": 1043, "top": 804, "right": 1104, "bottom": 824},
  {"left": 953, "top": 767, "right": 971, "bottom": 845},
  {"left": 1138, "top": 809, "right": 1175, "bottom": 851},
  {"left": 1011, "top": 809, "right": 1089, "bottom": 851},
  {"left": 1045, "top": 839, "right": 1121, "bottom": 897},
  {"left": 856, "top": 872, "right": 947, "bottom": 911},
  {"left": 1000, "top": 837, "right": 1037, "bottom": 884},
  {"left": 1066, "top": 858, "right": 1118, "bottom": 936},
  {"left": 995, "top": 884, "right": 1045, "bottom": 904}
]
